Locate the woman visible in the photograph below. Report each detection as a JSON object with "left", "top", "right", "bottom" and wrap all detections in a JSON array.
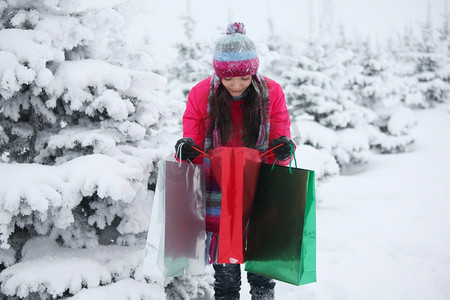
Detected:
[{"left": 174, "top": 22, "right": 294, "bottom": 300}]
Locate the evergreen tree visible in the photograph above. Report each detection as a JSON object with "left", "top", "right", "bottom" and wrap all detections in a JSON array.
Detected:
[
  {"left": 402, "top": 16, "right": 450, "bottom": 107},
  {"left": 438, "top": 8, "right": 450, "bottom": 50},
  {"left": 348, "top": 38, "right": 393, "bottom": 109},
  {"left": 282, "top": 33, "right": 415, "bottom": 170},
  {"left": 281, "top": 36, "right": 374, "bottom": 168},
  {"left": 0, "top": 1, "right": 180, "bottom": 298},
  {"left": 282, "top": 37, "right": 340, "bottom": 122},
  {"left": 437, "top": 8, "right": 450, "bottom": 85},
  {"left": 165, "top": 1, "right": 213, "bottom": 100}
]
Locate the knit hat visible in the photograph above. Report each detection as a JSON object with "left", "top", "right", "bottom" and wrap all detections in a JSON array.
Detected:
[{"left": 213, "top": 22, "right": 259, "bottom": 79}]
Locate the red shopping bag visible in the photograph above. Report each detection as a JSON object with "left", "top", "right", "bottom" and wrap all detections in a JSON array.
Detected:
[{"left": 209, "top": 147, "right": 261, "bottom": 264}]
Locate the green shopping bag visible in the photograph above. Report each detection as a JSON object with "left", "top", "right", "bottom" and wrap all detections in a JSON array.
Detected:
[{"left": 244, "top": 163, "right": 316, "bottom": 286}]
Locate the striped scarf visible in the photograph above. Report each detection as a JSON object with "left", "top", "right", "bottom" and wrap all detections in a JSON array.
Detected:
[{"left": 204, "top": 74, "right": 270, "bottom": 264}]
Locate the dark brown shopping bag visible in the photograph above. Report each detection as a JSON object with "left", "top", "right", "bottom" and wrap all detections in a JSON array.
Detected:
[{"left": 245, "top": 163, "right": 316, "bottom": 285}]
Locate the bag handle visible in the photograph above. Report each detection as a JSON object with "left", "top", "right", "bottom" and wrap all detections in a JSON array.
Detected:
[
  {"left": 176, "top": 142, "right": 185, "bottom": 167},
  {"left": 176, "top": 144, "right": 208, "bottom": 167},
  {"left": 192, "top": 146, "right": 209, "bottom": 158},
  {"left": 193, "top": 144, "right": 281, "bottom": 159},
  {"left": 190, "top": 143, "right": 297, "bottom": 173},
  {"left": 271, "top": 144, "right": 297, "bottom": 174},
  {"left": 259, "top": 143, "right": 283, "bottom": 158}
]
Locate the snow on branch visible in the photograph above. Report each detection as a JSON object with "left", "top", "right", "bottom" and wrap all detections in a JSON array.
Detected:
[
  {"left": 295, "top": 120, "right": 372, "bottom": 169},
  {"left": 46, "top": 59, "right": 132, "bottom": 110},
  {"left": 0, "top": 237, "right": 155, "bottom": 299},
  {"left": 0, "top": 29, "right": 63, "bottom": 70},
  {"left": 69, "top": 279, "right": 164, "bottom": 300},
  {"left": 0, "top": 154, "right": 145, "bottom": 249}
]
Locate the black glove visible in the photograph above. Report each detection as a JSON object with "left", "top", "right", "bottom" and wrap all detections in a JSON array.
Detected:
[
  {"left": 174, "top": 137, "right": 201, "bottom": 161},
  {"left": 269, "top": 136, "right": 295, "bottom": 161}
]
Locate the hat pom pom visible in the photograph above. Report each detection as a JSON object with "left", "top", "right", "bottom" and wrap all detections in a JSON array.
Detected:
[{"left": 226, "top": 22, "right": 246, "bottom": 35}]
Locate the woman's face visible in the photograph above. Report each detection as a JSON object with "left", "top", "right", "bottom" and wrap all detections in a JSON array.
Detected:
[{"left": 221, "top": 75, "right": 252, "bottom": 97}]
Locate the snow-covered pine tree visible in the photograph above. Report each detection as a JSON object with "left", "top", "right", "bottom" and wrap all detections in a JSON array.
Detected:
[
  {"left": 437, "top": 8, "right": 450, "bottom": 87},
  {"left": 401, "top": 12, "right": 450, "bottom": 107},
  {"left": 0, "top": 0, "right": 181, "bottom": 298},
  {"left": 280, "top": 29, "right": 416, "bottom": 173},
  {"left": 281, "top": 37, "right": 340, "bottom": 122},
  {"left": 256, "top": 1, "right": 297, "bottom": 82},
  {"left": 343, "top": 37, "right": 415, "bottom": 154},
  {"left": 347, "top": 38, "right": 393, "bottom": 109},
  {"left": 165, "top": 0, "right": 213, "bottom": 101},
  {"left": 438, "top": 2, "right": 450, "bottom": 51},
  {"left": 281, "top": 35, "right": 376, "bottom": 170}
]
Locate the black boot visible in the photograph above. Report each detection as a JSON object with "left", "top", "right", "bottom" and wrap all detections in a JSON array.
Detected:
[
  {"left": 247, "top": 272, "right": 275, "bottom": 300},
  {"left": 213, "top": 264, "right": 241, "bottom": 300}
]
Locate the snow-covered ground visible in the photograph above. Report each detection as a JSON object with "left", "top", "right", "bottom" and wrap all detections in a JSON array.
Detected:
[
  {"left": 237, "top": 103, "right": 450, "bottom": 300},
  {"left": 7, "top": 103, "right": 448, "bottom": 300},
  {"left": 1, "top": 99, "right": 449, "bottom": 300}
]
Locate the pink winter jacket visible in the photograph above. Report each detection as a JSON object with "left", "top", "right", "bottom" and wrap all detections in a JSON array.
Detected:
[{"left": 182, "top": 76, "right": 292, "bottom": 164}]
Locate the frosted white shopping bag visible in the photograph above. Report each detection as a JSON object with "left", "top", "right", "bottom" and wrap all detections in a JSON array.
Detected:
[
  {"left": 142, "top": 155, "right": 207, "bottom": 277},
  {"left": 142, "top": 159, "right": 165, "bottom": 277}
]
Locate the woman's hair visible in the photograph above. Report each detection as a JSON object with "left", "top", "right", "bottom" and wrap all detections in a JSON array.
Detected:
[{"left": 207, "top": 77, "right": 268, "bottom": 148}]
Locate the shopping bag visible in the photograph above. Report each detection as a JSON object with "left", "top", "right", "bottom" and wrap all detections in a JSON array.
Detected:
[
  {"left": 244, "top": 163, "right": 316, "bottom": 286},
  {"left": 142, "top": 159, "right": 165, "bottom": 277},
  {"left": 209, "top": 147, "right": 261, "bottom": 264},
  {"left": 142, "top": 155, "right": 206, "bottom": 277}
]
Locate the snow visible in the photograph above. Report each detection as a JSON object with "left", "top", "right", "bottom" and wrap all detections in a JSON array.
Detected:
[
  {"left": 0, "top": 237, "right": 156, "bottom": 299},
  {"left": 2, "top": 104, "right": 448, "bottom": 299},
  {"left": 387, "top": 107, "right": 416, "bottom": 136},
  {"left": 47, "top": 59, "right": 132, "bottom": 109},
  {"left": 0, "top": 154, "right": 146, "bottom": 249},
  {"left": 46, "top": 127, "right": 118, "bottom": 154},
  {"left": 265, "top": 103, "right": 450, "bottom": 300},
  {"left": 295, "top": 145, "right": 339, "bottom": 179},
  {"left": 35, "top": 15, "right": 94, "bottom": 50},
  {"left": 296, "top": 120, "right": 338, "bottom": 151},
  {"left": 404, "top": 92, "right": 424, "bottom": 107},
  {"left": 0, "top": 0, "right": 449, "bottom": 299},
  {"left": 333, "top": 128, "right": 370, "bottom": 165},
  {"left": 0, "top": 28, "right": 63, "bottom": 70},
  {"left": 69, "top": 278, "right": 165, "bottom": 300},
  {"left": 294, "top": 120, "right": 373, "bottom": 172},
  {"left": 0, "top": 51, "right": 18, "bottom": 75}
]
